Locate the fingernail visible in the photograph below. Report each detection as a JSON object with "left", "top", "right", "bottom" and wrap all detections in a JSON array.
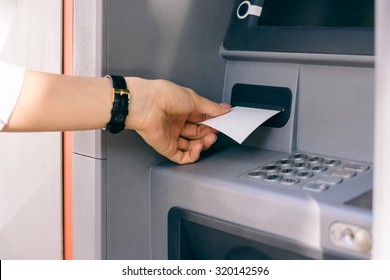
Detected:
[{"left": 219, "top": 103, "right": 231, "bottom": 109}]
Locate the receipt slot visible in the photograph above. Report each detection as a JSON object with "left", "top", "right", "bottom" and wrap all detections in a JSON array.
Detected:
[{"left": 230, "top": 84, "right": 292, "bottom": 128}]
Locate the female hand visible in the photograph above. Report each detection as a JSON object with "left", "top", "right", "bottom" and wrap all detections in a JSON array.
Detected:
[{"left": 125, "top": 78, "right": 231, "bottom": 164}]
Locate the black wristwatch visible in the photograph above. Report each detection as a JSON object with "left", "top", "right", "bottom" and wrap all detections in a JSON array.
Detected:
[{"left": 105, "top": 75, "right": 130, "bottom": 134}]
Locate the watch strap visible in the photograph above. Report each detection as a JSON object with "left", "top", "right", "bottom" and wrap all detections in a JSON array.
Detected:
[{"left": 105, "top": 75, "right": 129, "bottom": 134}]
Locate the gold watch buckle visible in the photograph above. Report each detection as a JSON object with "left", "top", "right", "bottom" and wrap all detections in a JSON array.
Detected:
[{"left": 112, "top": 88, "right": 130, "bottom": 102}]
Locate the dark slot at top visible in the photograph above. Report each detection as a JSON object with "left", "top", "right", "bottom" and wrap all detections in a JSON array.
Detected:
[{"left": 231, "top": 83, "right": 292, "bottom": 128}]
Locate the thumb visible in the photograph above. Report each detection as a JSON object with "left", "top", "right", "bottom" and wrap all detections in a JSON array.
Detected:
[{"left": 193, "top": 94, "right": 231, "bottom": 117}]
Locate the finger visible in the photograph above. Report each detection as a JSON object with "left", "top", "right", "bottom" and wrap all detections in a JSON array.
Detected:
[
  {"left": 187, "top": 111, "right": 209, "bottom": 124},
  {"left": 188, "top": 90, "right": 231, "bottom": 117},
  {"left": 177, "top": 137, "right": 191, "bottom": 152},
  {"left": 173, "top": 133, "right": 217, "bottom": 164},
  {"left": 177, "top": 132, "right": 217, "bottom": 152},
  {"left": 170, "top": 142, "right": 203, "bottom": 164},
  {"left": 180, "top": 122, "right": 216, "bottom": 139},
  {"left": 200, "top": 133, "right": 218, "bottom": 151},
  {"left": 186, "top": 104, "right": 230, "bottom": 124}
]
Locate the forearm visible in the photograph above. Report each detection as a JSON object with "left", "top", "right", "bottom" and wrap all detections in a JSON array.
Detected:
[
  {"left": 1, "top": 69, "right": 230, "bottom": 163},
  {"left": 3, "top": 70, "right": 113, "bottom": 132}
]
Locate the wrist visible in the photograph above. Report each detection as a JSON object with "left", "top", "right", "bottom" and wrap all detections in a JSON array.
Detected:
[
  {"left": 124, "top": 77, "right": 154, "bottom": 131},
  {"left": 124, "top": 77, "right": 136, "bottom": 130}
]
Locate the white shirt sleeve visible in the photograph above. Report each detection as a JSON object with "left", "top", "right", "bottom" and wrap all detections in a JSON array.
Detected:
[{"left": 0, "top": 60, "right": 26, "bottom": 130}]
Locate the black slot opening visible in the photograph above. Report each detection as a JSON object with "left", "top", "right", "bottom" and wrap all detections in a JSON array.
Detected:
[{"left": 231, "top": 83, "right": 292, "bottom": 128}]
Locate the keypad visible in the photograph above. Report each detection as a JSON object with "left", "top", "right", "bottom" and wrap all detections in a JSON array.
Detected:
[{"left": 242, "top": 153, "right": 370, "bottom": 192}]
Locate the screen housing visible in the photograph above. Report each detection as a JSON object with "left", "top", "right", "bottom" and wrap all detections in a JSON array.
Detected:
[
  {"left": 223, "top": 0, "right": 374, "bottom": 55},
  {"left": 167, "top": 207, "right": 349, "bottom": 260}
]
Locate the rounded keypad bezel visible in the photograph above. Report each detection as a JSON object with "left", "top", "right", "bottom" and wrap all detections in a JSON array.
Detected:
[{"left": 242, "top": 153, "right": 370, "bottom": 192}]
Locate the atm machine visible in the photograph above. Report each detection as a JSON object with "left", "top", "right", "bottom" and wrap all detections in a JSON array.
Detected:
[{"left": 73, "top": 0, "right": 376, "bottom": 259}]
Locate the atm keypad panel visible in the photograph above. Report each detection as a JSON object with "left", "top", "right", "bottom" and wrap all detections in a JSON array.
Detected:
[{"left": 241, "top": 153, "right": 370, "bottom": 192}]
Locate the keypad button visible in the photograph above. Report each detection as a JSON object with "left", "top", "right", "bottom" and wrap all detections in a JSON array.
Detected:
[
  {"left": 264, "top": 174, "right": 283, "bottom": 182},
  {"left": 280, "top": 178, "right": 300, "bottom": 186},
  {"left": 302, "top": 182, "right": 328, "bottom": 192},
  {"left": 293, "top": 162, "right": 311, "bottom": 170},
  {"left": 343, "top": 163, "right": 369, "bottom": 172},
  {"left": 279, "top": 168, "right": 296, "bottom": 176},
  {"left": 295, "top": 171, "right": 314, "bottom": 179},
  {"left": 310, "top": 165, "right": 328, "bottom": 173},
  {"left": 330, "top": 169, "right": 357, "bottom": 178},
  {"left": 323, "top": 159, "right": 341, "bottom": 166},
  {"left": 247, "top": 171, "right": 267, "bottom": 179},
  {"left": 275, "top": 159, "right": 294, "bottom": 166},
  {"left": 289, "top": 153, "right": 308, "bottom": 161},
  {"left": 317, "top": 176, "right": 343, "bottom": 185},
  {"left": 261, "top": 165, "right": 279, "bottom": 173},
  {"left": 306, "top": 156, "right": 324, "bottom": 164}
]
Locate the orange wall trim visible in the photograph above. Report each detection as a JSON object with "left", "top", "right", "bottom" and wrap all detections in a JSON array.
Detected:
[{"left": 63, "top": 0, "right": 74, "bottom": 260}]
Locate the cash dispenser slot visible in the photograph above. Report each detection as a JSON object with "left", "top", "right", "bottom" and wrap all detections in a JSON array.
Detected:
[{"left": 230, "top": 83, "right": 292, "bottom": 128}]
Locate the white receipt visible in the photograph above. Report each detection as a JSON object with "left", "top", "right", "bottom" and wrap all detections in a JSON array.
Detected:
[{"left": 200, "top": 106, "right": 280, "bottom": 144}]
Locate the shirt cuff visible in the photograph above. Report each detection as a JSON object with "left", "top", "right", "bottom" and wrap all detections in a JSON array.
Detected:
[{"left": 0, "top": 61, "right": 26, "bottom": 130}]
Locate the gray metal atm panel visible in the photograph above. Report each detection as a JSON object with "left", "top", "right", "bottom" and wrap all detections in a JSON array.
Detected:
[
  {"left": 106, "top": 0, "right": 234, "bottom": 102},
  {"left": 222, "top": 61, "right": 374, "bottom": 160},
  {"left": 72, "top": 0, "right": 108, "bottom": 260},
  {"left": 223, "top": 61, "right": 299, "bottom": 152},
  {"left": 104, "top": 0, "right": 235, "bottom": 259},
  {"left": 73, "top": 0, "right": 106, "bottom": 159},
  {"left": 73, "top": 154, "right": 107, "bottom": 259},
  {"left": 150, "top": 0, "right": 375, "bottom": 259},
  {"left": 151, "top": 146, "right": 372, "bottom": 259},
  {"left": 150, "top": 147, "right": 322, "bottom": 259},
  {"left": 297, "top": 65, "right": 374, "bottom": 162},
  {"left": 106, "top": 132, "right": 162, "bottom": 259}
]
